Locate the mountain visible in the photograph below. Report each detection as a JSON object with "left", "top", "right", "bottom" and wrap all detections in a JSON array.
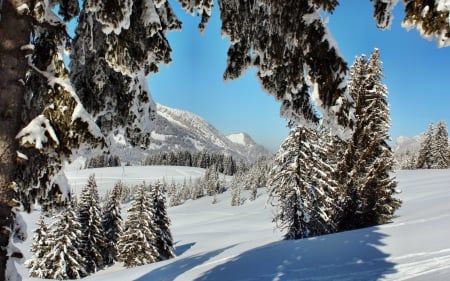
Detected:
[
  {"left": 106, "top": 104, "right": 272, "bottom": 164},
  {"left": 392, "top": 134, "right": 424, "bottom": 169},
  {"left": 150, "top": 104, "right": 272, "bottom": 162}
]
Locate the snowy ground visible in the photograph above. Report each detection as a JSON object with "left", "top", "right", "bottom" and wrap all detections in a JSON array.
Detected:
[{"left": 16, "top": 167, "right": 450, "bottom": 280}]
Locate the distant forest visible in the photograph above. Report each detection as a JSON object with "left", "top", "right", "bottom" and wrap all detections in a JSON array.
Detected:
[{"left": 86, "top": 150, "right": 238, "bottom": 176}]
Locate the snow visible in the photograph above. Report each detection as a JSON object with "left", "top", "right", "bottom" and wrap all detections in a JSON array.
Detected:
[
  {"left": 16, "top": 115, "right": 59, "bottom": 150},
  {"left": 15, "top": 167, "right": 450, "bottom": 280},
  {"left": 226, "top": 133, "right": 251, "bottom": 146}
]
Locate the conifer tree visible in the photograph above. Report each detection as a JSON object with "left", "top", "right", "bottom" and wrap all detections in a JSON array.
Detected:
[
  {"left": 268, "top": 125, "right": 338, "bottom": 239},
  {"left": 337, "top": 49, "right": 401, "bottom": 230},
  {"left": 150, "top": 181, "right": 175, "bottom": 260},
  {"left": 78, "top": 175, "right": 105, "bottom": 273},
  {"left": 26, "top": 215, "right": 50, "bottom": 278},
  {"left": 433, "top": 120, "right": 450, "bottom": 169},
  {"left": 41, "top": 204, "right": 87, "bottom": 280},
  {"left": 230, "top": 172, "right": 243, "bottom": 206},
  {"left": 118, "top": 183, "right": 159, "bottom": 267},
  {"left": 101, "top": 181, "right": 124, "bottom": 265},
  {"left": 416, "top": 123, "right": 436, "bottom": 169}
]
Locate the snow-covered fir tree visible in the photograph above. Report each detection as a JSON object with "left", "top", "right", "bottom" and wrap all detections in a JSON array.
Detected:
[
  {"left": 101, "top": 181, "right": 124, "bottom": 265},
  {"left": 150, "top": 181, "right": 175, "bottom": 261},
  {"left": 40, "top": 203, "right": 87, "bottom": 279},
  {"left": 118, "top": 183, "right": 159, "bottom": 267},
  {"left": 337, "top": 49, "right": 401, "bottom": 230},
  {"left": 77, "top": 175, "right": 106, "bottom": 273},
  {"left": 416, "top": 123, "right": 436, "bottom": 169},
  {"left": 26, "top": 215, "right": 50, "bottom": 278},
  {"left": 432, "top": 120, "right": 450, "bottom": 169},
  {"left": 268, "top": 125, "right": 338, "bottom": 239},
  {"left": 230, "top": 171, "right": 243, "bottom": 206}
]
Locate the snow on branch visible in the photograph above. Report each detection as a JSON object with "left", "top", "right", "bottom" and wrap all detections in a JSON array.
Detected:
[{"left": 16, "top": 115, "right": 59, "bottom": 150}]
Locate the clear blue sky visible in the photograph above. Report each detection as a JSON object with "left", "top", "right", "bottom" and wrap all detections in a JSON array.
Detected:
[{"left": 148, "top": 1, "right": 450, "bottom": 151}]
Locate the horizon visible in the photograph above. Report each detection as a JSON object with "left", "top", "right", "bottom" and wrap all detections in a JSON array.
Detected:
[{"left": 148, "top": 1, "right": 450, "bottom": 151}]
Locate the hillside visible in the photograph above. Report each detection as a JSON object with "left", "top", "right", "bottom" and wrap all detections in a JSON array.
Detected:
[
  {"left": 16, "top": 167, "right": 450, "bottom": 280},
  {"left": 106, "top": 104, "right": 272, "bottom": 165}
]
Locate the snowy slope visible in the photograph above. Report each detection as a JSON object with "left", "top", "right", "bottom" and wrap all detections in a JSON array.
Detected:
[
  {"left": 149, "top": 104, "right": 272, "bottom": 162},
  {"left": 16, "top": 167, "right": 450, "bottom": 280}
]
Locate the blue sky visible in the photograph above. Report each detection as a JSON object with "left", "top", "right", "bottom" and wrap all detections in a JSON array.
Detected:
[{"left": 148, "top": 1, "right": 450, "bottom": 151}]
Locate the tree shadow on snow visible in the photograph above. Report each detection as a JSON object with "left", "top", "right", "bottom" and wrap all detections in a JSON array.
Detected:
[
  {"left": 174, "top": 242, "right": 196, "bottom": 256},
  {"left": 134, "top": 245, "right": 235, "bottom": 281},
  {"left": 195, "top": 227, "right": 397, "bottom": 281}
]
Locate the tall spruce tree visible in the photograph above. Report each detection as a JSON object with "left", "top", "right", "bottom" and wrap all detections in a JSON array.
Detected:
[
  {"left": 26, "top": 215, "right": 50, "bottom": 278},
  {"left": 433, "top": 120, "right": 450, "bottom": 169},
  {"left": 150, "top": 181, "right": 175, "bottom": 261},
  {"left": 268, "top": 125, "right": 338, "bottom": 239},
  {"left": 41, "top": 203, "right": 87, "bottom": 280},
  {"left": 77, "top": 175, "right": 105, "bottom": 273},
  {"left": 118, "top": 183, "right": 159, "bottom": 267},
  {"left": 101, "top": 181, "right": 123, "bottom": 265},
  {"left": 416, "top": 123, "right": 436, "bottom": 169},
  {"left": 337, "top": 49, "right": 401, "bottom": 230}
]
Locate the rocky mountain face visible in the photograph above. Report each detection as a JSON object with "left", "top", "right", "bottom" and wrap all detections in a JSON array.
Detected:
[
  {"left": 147, "top": 104, "right": 272, "bottom": 162},
  {"left": 102, "top": 104, "right": 272, "bottom": 165}
]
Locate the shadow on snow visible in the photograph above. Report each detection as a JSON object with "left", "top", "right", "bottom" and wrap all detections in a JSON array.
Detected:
[
  {"left": 195, "top": 227, "right": 397, "bottom": 281},
  {"left": 134, "top": 245, "right": 235, "bottom": 281}
]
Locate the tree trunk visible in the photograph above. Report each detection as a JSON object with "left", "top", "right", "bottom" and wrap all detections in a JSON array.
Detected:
[{"left": 0, "top": 1, "right": 31, "bottom": 280}]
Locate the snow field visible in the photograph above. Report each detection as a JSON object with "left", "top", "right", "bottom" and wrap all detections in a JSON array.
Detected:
[{"left": 16, "top": 167, "right": 450, "bottom": 280}]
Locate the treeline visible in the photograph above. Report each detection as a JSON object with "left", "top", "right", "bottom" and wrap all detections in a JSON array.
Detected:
[
  {"left": 399, "top": 121, "right": 450, "bottom": 170},
  {"left": 142, "top": 150, "right": 238, "bottom": 175},
  {"left": 85, "top": 154, "right": 121, "bottom": 169}
]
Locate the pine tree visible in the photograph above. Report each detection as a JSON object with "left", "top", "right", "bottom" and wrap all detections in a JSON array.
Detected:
[
  {"left": 78, "top": 175, "right": 105, "bottom": 273},
  {"left": 230, "top": 172, "right": 243, "bottom": 206},
  {"left": 101, "top": 181, "right": 124, "bottom": 265},
  {"left": 150, "top": 181, "right": 175, "bottom": 261},
  {"left": 416, "top": 123, "right": 436, "bottom": 169},
  {"left": 26, "top": 215, "right": 50, "bottom": 278},
  {"left": 41, "top": 204, "right": 87, "bottom": 280},
  {"left": 268, "top": 126, "right": 337, "bottom": 239},
  {"left": 433, "top": 120, "right": 450, "bottom": 169},
  {"left": 337, "top": 49, "right": 401, "bottom": 230},
  {"left": 118, "top": 183, "right": 159, "bottom": 267}
]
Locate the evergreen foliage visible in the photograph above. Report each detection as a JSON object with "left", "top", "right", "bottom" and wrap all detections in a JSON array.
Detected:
[
  {"left": 77, "top": 175, "right": 106, "bottom": 273},
  {"left": 268, "top": 126, "right": 338, "bottom": 239},
  {"left": 432, "top": 120, "right": 450, "bottom": 169},
  {"left": 150, "top": 181, "right": 175, "bottom": 260},
  {"left": 143, "top": 150, "right": 237, "bottom": 175},
  {"left": 40, "top": 204, "right": 87, "bottom": 279},
  {"left": 101, "top": 181, "right": 124, "bottom": 265},
  {"left": 118, "top": 183, "right": 159, "bottom": 267},
  {"left": 218, "top": 0, "right": 352, "bottom": 130},
  {"left": 416, "top": 121, "right": 450, "bottom": 169},
  {"left": 416, "top": 123, "right": 436, "bottom": 169},
  {"left": 337, "top": 49, "right": 401, "bottom": 230},
  {"left": 26, "top": 216, "right": 50, "bottom": 278}
]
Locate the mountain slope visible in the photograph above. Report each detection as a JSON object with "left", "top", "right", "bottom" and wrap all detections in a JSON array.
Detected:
[{"left": 148, "top": 104, "right": 272, "bottom": 162}]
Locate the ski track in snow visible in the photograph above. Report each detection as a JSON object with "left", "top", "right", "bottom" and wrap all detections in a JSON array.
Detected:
[{"left": 16, "top": 167, "right": 450, "bottom": 281}]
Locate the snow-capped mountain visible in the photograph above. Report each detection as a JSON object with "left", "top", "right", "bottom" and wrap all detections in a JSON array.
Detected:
[
  {"left": 392, "top": 134, "right": 424, "bottom": 169},
  {"left": 146, "top": 104, "right": 272, "bottom": 162}
]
